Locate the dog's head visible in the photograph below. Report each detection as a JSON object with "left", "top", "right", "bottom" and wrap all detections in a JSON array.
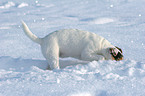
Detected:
[{"left": 109, "top": 46, "right": 123, "bottom": 61}]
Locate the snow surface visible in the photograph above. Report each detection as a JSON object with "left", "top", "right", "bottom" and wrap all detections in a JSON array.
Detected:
[{"left": 0, "top": 0, "right": 145, "bottom": 96}]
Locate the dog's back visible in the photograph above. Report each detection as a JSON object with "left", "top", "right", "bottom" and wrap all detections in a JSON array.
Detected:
[{"left": 42, "top": 29, "right": 104, "bottom": 58}]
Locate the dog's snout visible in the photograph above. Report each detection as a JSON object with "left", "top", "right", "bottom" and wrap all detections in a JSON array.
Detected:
[
  {"left": 116, "top": 52, "right": 123, "bottom": 61},
  {"left": 118, "top": 53, "right": 123, "bottom": 58},
  {"left": 111, "top": 52, "right": 123, "bottom": 61}
]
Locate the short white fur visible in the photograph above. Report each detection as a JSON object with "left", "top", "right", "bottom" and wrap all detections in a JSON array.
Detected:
[{"left": 22, "top": 21, "right": 115, "bottom": 70}]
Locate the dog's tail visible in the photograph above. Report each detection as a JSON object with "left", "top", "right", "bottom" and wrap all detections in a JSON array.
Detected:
[{"left": 22, "top": 21, "right": 42, "bottom": 44}]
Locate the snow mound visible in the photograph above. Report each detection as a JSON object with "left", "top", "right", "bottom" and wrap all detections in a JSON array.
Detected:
[
  {"left": 91, "top": 18, "right": 115, "bottom": 24},
  {"left": 36, "top": 3, "right": 54, "bottom": 8},
  {"left": 0, "top": 2, "right": 29, "bottom": 9},
  {"left": 80, "top": 17, "right": 115, "bottom": 25},
  {"left": 70, "top": 92, "right": 91, "bottom": 96},
  {"left": 17, "top": 3, "right": 29, "bottom": 8},
  {"left": 0, "top": 56, "right": 145, "bottom": 96},
  {"left": 0, "top": 2, "right": 15, "bottom": 9},
  {"left": 0, "top": 26, "right": 11, "bottom": 29}
]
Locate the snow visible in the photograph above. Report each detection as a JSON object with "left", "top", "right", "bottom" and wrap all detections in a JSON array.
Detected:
[
  {"left": 0, "top": 0, "right": 145, "bottom": 96},
  {"left": 90, "top": 17, "right": 115, "bottom": 24},
  {"left": 0, "top": 2, "right": 15, "bottom": 9},
  {"left": 17, "top": 3, "right": 29, "bottom": 8}
]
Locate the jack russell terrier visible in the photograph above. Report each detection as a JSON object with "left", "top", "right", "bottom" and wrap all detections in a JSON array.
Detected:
[{"left": 22, "top": 21, "right": 123, "bottom": 70}]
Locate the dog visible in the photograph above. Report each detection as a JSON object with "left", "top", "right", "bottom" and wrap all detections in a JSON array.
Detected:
[{"left": 22, "top": 21, "right": 123, "bottom": 70}]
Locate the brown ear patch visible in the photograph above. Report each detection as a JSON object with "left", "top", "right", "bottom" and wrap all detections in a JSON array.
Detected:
[
  {"left": 109, "top": 47, "right": 123, "bottom": 61},
  {"left": 115, "top": 46, "right": 123, "bottom": 53}
]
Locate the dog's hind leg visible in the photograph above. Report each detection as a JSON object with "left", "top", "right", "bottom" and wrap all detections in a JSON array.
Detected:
[{"left": 41, "top": 40, "right": 60, "bottom": 70}]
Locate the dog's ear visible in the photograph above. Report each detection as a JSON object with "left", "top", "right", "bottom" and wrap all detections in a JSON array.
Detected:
[
  {"left": 109, "top": 48, "right": 113, "bottom": 52},
  {"left": 109, "top": 48, "right": 114, "bottom": 54},
  {"left": 115, "top": 46, "right": 123, "bottom": 53}
]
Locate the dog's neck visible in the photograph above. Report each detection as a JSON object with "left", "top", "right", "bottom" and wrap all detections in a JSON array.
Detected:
[{"left": 101, "top": 45, "right": 115, "bottom": 60}]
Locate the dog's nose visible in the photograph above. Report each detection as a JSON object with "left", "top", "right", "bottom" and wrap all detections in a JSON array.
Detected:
[
  {"left": 117, "top": 53, "right": 123, "bottom": 61},
  {"left": 119, "top": 53, "right": 123, "bottom": 58}
]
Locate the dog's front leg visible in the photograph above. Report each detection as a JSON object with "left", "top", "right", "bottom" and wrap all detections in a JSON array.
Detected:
[
  {"left": 81, "top": 53, "right": 105, "bottom": 61},
  {"left": 81, "top": 48, "right": 105, "bottom": 61}
]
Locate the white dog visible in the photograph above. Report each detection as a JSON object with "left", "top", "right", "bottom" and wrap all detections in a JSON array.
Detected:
[{"left": 22, "top": 21, "right": 123, "bottom": 70}]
